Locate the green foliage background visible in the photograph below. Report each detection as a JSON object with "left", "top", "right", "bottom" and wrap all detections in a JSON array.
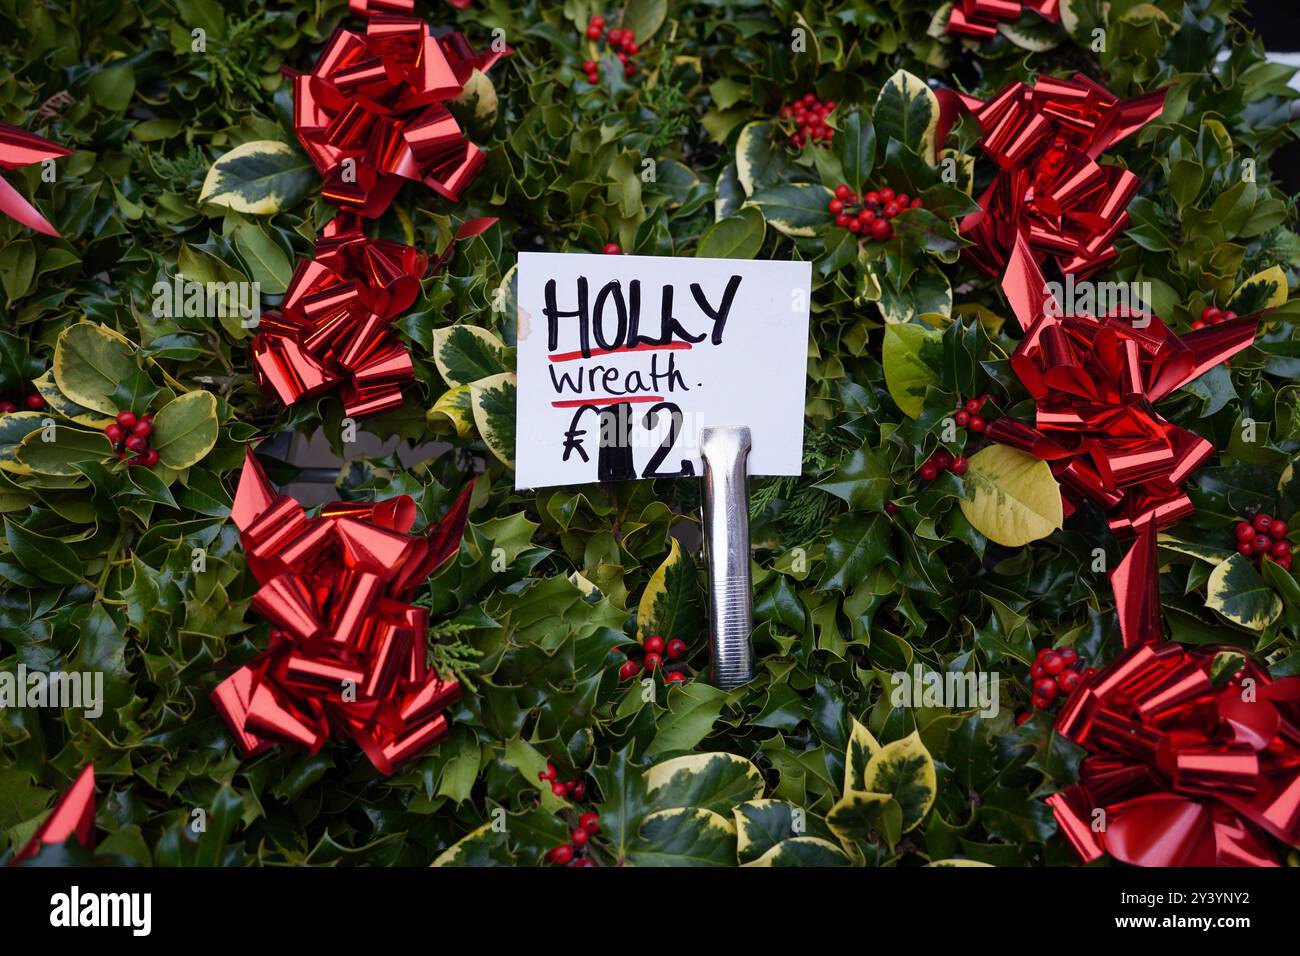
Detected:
[{"left": 1, "top": 0, "right": 1298, "bottom": 866}]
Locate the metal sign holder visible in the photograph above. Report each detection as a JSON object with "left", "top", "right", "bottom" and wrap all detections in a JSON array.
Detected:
[{"left": 699, "top": 426, "right": 755, "bottom": 690}]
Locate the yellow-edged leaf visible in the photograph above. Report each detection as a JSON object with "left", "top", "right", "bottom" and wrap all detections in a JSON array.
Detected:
[{"left": 959, "top": 444, "right": 1063, "bottom": 547}]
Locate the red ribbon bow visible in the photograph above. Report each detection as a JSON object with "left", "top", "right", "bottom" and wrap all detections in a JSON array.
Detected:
[
  {"left": 251, "top": 217, "right": 428, "bottom": 418},
  {"left": 0, "top": 121, "right": 72, "bottom": 237},
  {"left": 988, "top": 236, "right": 1260, "bottom": 567},
  {"left": 946, "top": 0, "right": 1060, "bottom": 40},
  {"left": 938, "top": 74, "right": 1166, "bottom": 277},
  {"left": 211, "top": 451, "right": 473, "bottom": 775},
  {"left": 287, "top": 16, "right": 503, "bottom": 218},
  {"left": 12, "top": 764, "right": 96, "bottom": 863},
  {"left": 1048, "top": 643, "right": 1300, "bottom": 866}
]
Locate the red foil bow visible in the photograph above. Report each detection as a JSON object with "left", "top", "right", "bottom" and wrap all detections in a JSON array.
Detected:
[
  {"left": 1, "top": 121, "right": 72, "bottom": 236},
  {"left": 212, "top": 451, "right": 473, "bottom": 774},
  {"left": 287, "top": 15, "right": 503, "bottom": 217},
  {"left": 990, "top": 236, "right": 1260, "bottom": 645},
  {"left": 251, "top": 217, "right": 428, "bottom": 417},
  {"left": 1048, "top": 644, "right": 1300, "bottom": 866},
  {"left": 939, "top": 74, "right": 1166, "bottom": 277},
  {"left": 947, "top": 0, "right": 1060, "bottom": 40},
  {"left": 14, "top": 765, "right": 96, "bottom": 863}
]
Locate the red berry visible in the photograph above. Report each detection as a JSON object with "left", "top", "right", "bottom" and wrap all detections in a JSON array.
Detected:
[
  {"left": 932, "top": 449, "right": 954, "bottom": 470},
  {"left": 540, "top": 762, "right": 556, "bottom": 781},
  {"left": 625, "top": 40, "right": 639, "bottom": 54},
  {"left": 1031, "top": 694, "right": 1051, "bottom": 710},
  {"left": 1278, "top": 555, "right": 1293, "bottom": 571},
  {"left": 582, "top": 59, "right": 597, "bottom": 72},
  {"left": 864, "top": 191, "right": 880, "bottom": 205},
  {"left": 141, "top": 449, "right": 160, "bottom": 467},
  {"left": 791, "top": 132, "right": 806, "bottom": 148},
  {"left": 571, "top": 827, "right": 590, "bottom": 847},
  {"left": 878, "top": 187, "right": 895, "bottom": 202},
  {"left": 835, "top": 184, "right": 851, "bottom": 200},
  {"left": 882, "top": 201, "right": 901, "bottom": 218},
  {"left": 666, "top": 638, "right": 687, "bottom": 660},
  {"left": 885, "top": 502, "right": 899, "bottom": 515},
  {"left": 1036, "top": 646, "right": 1051, "bottom": 659},
  {"left": 954, "top": 410, "right": 970, "bottom": 427},
  {"left": 125, "top": 435, "right": 148, "bottom": 452},
  {"left": 552, "top": 781, "right": 569, "bottom": 798},
  {"left": 950, "top": 456, "right": 969, "bottom": 475},
  {"left": 1223, "top": 310, "right": 1238, "bottom": 321},
  {"left": 616, "top": 51, "right": 628, "bottom": 63},
  {"left": 857, "top": 207, "right": 874, "bottom": 222},
  {"left": 1059, "top": 647, "right": 1078, "bottom": 665},
  {"left": 801, "top": 93, "right": 816, "bottom": 106},
  {"left": 1271, "top": 540, "right": 1291, "bottom": 558},
  {"left": 869, "top": 218, "right": 891, "bottom": 241},
  {"left": 894, "top": 193, "right": 909, "bottom": 207},
  {"left": 1253, "top": 535, "right": 1271, "bottom": 554},
  {"left": 1270, "top": 520, "right": 1288, "bottom": 539},
  {"left": 0, "top": 401, "right": 15, "bottom": 414},
  {"left": 1201, "top": 306, "right": 1222, "bottom": 323},
  {"left": 618, "top": 660, "right": 640, "bottom": 680},
  {"left": 644, "top": 635, "right": 664, "bottom": 654},
  {"left": 590, "top": 15, "right": 606, "bottom": 29},
  {"left": 1236, "top": 521, "right": 1257, "bottom": 541},
  {"left": 1041, "top": 652, "right": 1065, "bottom": 676},
  {"left": 105, "top": 423, "right": 125, "bottom": 444},
  {"left": 603, "top": 242, "right": 621, "bottom": 255},
  {"left": 570, "top": 779, "right": 587, "bottom": 800},
  {"left": 964, "top": 398, "right": 982, "bottom": 413},
  {"left": 548, "top": 844, "right": 574, "bottom": 865},
  {"left": 847, "top": 218, "right": 861, "bottom": 233},
  {"left": 828, "top": 199, "right": 844, "bottom": 214},
  {"left": 1016, "top": 711, "right": 1032, "bottom": 726},
  {"left": 910, "top": 197, "right": 923, "bottom": 208},
  {"left": 624, "top": 62, "right": 636, "bottom": 77},
  {"left": 116, "top": 410, "right": 137, "bottom": 428},
  {"left": 644, "top": 652, "right": 662, "bottom": 671},
  {"left": 586, "top": 25, "right": 602, "bottom": 39},
  {"left": 1034, "top": 677, "right": 1059, "bottom": 701},
  {"left": 835, "top": 213, "right": 851, "bottom": 228},
  {"left": 1030, "top": 662, "right": 1046, "bottom": 679},
  {"left": 132, "top": 421, "right": 152, "bottom": 438},
  {"left": 664, "top": 671, "right": 686, "bottom": 683},
  {"left": 579, "top": 811, "right": 601, "bottom": 833},
  {"left": 968, "top": 416, "right": 986, "bottom": 433},
  {"left": 140, "top": 414, "right": 153, "bottom": 426},
  {"left": 1190, "top": 320, "right": 1207, "bottom": 330},
  {"left": 919, "top": 464, "right": 939, "bottom": 482},
  {"left": 1058, "top": 670, "right": 1082, "bottom": 694},
  {"left": 1254, "top": 513, "right": 1273, "bottom": 532},
  {"left": 1238, "top": 542, "right": 1256, "bottom": 557},
  {"left": 24, "top": 394, "right": 44, "bottom": 410}
]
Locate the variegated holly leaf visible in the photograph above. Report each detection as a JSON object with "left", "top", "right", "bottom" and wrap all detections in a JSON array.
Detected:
[
  {"left": 844, "top": 718, "right": 881, "bottom": 794},
  {"left": 827, "top": 789, "right": 900, "bottom": 852},
  {"left": 469, "top": 372, "right": 516, "bottom": 468},
  {"left": 733, "top": 799, "right": 838, "bottom": 863},
  {"left": 695, "top": 206, "right": 765, "bottom": 259},
  {"left": 1206, "top": 554, "right": 1282, "bottom": 630},
  {"left": 928, "top": 858, "right": 994, "bottom": 867},
  {"left": 53, "top": 323, "right": 139, "bottom": 415},
  {"left": 150, "top": 391, "right": 219, "bottom": 470},
  {"left": 746, "top": 836, "right": 852, "bottom": 866},
  {"left": 16, "top": 424, "right": 111, "bottom": 477},
  {"left": 198, "top": 140, "right": 314, "bottom": 215},
  {"left": 645, "top": 752, "right": 765, "bottom": 815},
  {"left": 1230, "top": 265, "right": 1289, "bottom": 314},
  {"left": 745, "top": 183, "right": 834, "bottom": 238},
  {"left": 427, "top": 384, "right": 476, "bottom": 437},
  {"left": 636, "top": 537, "right": 704, "bottom": 641},
  {"left": 32, "top": 369, "right": 113, "bottom": 428},
  {"left": 874, "top": 70, "right": 942, "bottom": 163},
  {"left": 430, "top": 822, "right": 514, "bottom": 866},
  {"left": 0, "top": 411, "right": 46, "bottom": 476},
  {"left": 959, "top": 444, "right": 1063, "bottom": 547},
  {"left": 864, "top": 731, "right": 937, "bottom": 833},
  {"left": 432, "top": 326, "right": 509, "bottom": 387},
  {"left": 626, "top": 807, "right": 736, "bottom": 866},
  {"left": 998, "top": 10, "right": 1063, "bottom": 51},
  {"left": 735, "top": 121, "right": 788, "bottom": 197},
  {"left": 882, "top": 322, "right": 942, "bottom": 418}
]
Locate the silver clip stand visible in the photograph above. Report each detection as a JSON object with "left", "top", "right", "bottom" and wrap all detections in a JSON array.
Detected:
[{"left": 699, "top": 426, "right": 754, "bottom": 690}]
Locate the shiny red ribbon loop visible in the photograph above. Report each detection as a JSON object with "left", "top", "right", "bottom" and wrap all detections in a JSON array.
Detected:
[
  {"left": 212, "top": 450, "right": 473, "bottom": 775},
  {"left": 937, "top": 74, "right": 1165, "bottom": 277},
  {"left": 1048, "top": 644, "right": 1300, "bottom": 866},
  {"left": 288, "top": 16, "right": 504, "bottom": 217},
  {"left": 251, "top": 217, "right": 428, "bottom": 417},
  {"left": 946, "top": 0, "right": 1060, "bottom": 39},
  {"left": 0, "top": 121, "right": 72, "bottom": 236}
]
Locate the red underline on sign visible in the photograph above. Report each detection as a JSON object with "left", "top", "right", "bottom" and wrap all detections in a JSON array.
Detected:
[
  {"left": 550, "top": 396, "right": 665, "bottom": 408},
  {"left": 547, "top": 342, "right": 694, "bottom": 363}
]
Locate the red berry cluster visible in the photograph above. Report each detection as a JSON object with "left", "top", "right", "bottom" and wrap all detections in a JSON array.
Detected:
[
  {"left": 104, "top": 410, "right": 160, "bottom": 467},
  {"left": 1234, "top": 511, "right": 1291, "bottom": 572},
  {"left": 777, "top": 93, "right": 836, "bottom": 149},
  {"left": 828, "top": 184, "right": 921, "bottom": 240},
  {"left": 1027, "top": 646, "right": 1084, "bottom": 712},
  {"left": 539, "top": 761, "right": 602, "bottom": 867},
  {"left": 1190, "top": 305, "right": 1238, "bottom": 331},
  {"left": 616, "top": 634, "right": 689, "bottom": 683},
  {"left": 580, "top": 15, "right": 641, "bottom": 82},
  {"left": 916, "top": 395, "right": 993, "bottom": 483},
  {"left": 0, "top": 392, "right": 45, "bottom": 414}
]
